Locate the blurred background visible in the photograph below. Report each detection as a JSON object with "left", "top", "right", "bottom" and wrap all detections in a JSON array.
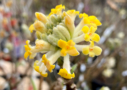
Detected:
[{"left": 0, "top": 0, "right": 127, "bottom": 90}]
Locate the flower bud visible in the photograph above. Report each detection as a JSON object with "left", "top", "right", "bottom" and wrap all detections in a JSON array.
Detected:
[
  {"left": 65, "top": 14, "right": 75, "bottom": 38},
  {"left": 35, "top": 39, "right": 51, "bottom": 51},
  {"left": 57, "top": 25, "right": 70, "bottom": 40},
  {"left": 50, "top": 15, "right": 57, "bottom": 23},
  {"left": 36, "top": 31, "right": 42, "bottom": 39},
  {"left": 36, "top": 31, "right": 47, "bottom": 40},
  {"left": 35, "top": 12, "right": 48, "bottom": 24},
  {"left": 34, "top": 21, "right": 46, "bottom": 33},
  {"left": 53, "top": 27, "right": 66, "bottom": 40},
  {"left": 47, "top": 35, "right": 59, "bottom": 46}
]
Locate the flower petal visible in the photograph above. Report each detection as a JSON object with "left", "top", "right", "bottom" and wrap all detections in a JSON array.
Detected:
[
  {"left": 55, "top": 4, "right": 65, "bottom": 9},
  {"left": 67, "top": 40, "right": 75, "bottom": 46},
  {"left": 40, "top": 72, "right": 48, "bottom": 77},
  {"left": 26, "top": 40, "right": 30, "bottom": 45},
  {"left": 33, "top": 60, "right": 39, "bottom": 67},
  {"left": 88, "top": 23, "right": 97, "bottom": 28},
  {"left": 42, "top": 54, "right": 55, "bottom": 72},
  {"left": 89, "top": 16, "right": 102, "bottom": 26},
  {"left": 90, "top": 41, "right": 94, "bottom": 47},
  {"left": 29, "top": 53, "right": 36, "bottom": 59},
  {"left": 91, "top": 33, "right": 100, "bottom": 42},
  {"left": 82, "top": 46, "right": 89, "bottom": 55},
  {"left": 83, "top": 17, "right": 90, "bottom": 24},
  {"left": 68, "top": 47, "right": 79, "bottom": 56},
  {"left": 93, "top": 46, "right": 102, "bottom": 56},
  {"left": 88, "top": 16, "right": 96, "bottom": 20},
  {"left": 24, "top": 52, "right": 31, "bottom": 59},
  {"left": 94, "top": 19, "right": 102, "bottom": 26},
  {"left": 58, "top": 39, "right": 67, "bottom": 48},
  {"left": 33, "top": 60, "right": 48, "bottom": 77},
  {"left": 29, "top": 24, "right": 34, "bottom": 33},
  {"left": 24, "top": 45, "right": 30, "bottom": 51},
  {"left": 89, "top": 51, "right": 95, "bottom": 57},
  {"left": 82, "top": 26, "right": 89, "bottom": 34},
  {"left": 89, "top": 26, "right": 97, "bottom": 33},
  {"left": 58, "top": 68, "right": 75, "bottom": 79},
  {"left": 34, "top": 66, "right": 40, "bottom": 72},
  {"left": 84, "top": 34, "right": 90, "bottom": 41},
  {"left": 60, "top": 49, "right": 68, "bottom": 56},
  {"left": 65, "top": 14, "right": 75, "bottom": 37},
  {"left": 65, "top": 10, "right": 79, "bottom": 21},
  {"left": 79, "top": 13, "right": 88, "bottom": 18},
  {"left": 35, "top": 12, "right": 48, "bottom": 24}
]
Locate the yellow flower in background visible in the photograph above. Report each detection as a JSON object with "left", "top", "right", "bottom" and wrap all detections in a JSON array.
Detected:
[
  {"left": 102, "top": 68, "right": 113, "bottom": 78},
  {"left": 6, "top": 0, "right": 12, "bottom": 7},
  {"left": 25, "top": 4, "right": 102, "bottom": 79}
]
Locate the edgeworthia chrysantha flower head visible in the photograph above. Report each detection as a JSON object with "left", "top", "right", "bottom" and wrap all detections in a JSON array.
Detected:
[{"left": 24, "top": 4, "right": 102, "bottom": 79}]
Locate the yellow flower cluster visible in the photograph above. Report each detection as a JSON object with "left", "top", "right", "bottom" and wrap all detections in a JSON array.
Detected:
[{"left": 24, "top": 4, "right": 102, "bottom": 79}]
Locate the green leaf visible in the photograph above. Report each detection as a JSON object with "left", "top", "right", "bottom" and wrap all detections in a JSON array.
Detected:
[
  {"left": 30, "top": 78, "right": 37, "bottom": 90},
  {"left": 71, "top": 64, "right": 78, "bottom": 74}
]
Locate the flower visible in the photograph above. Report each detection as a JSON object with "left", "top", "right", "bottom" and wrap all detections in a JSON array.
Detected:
[
  {"left": 82, "top": 41, "right": 102, "bottom": 57},
  {"left": 48, "top": 4, "right": 65, "bottom": 16},
  {"left": 74, "top": 13, "right": 101, "bottom": 37},
  {"left": 29, "top": 24, "right": 34, "bottom": 33},
  {"left": 102, "top": 68, "right": 114, "bottom": 78},
  {"left": 42, "top": 54, "right": 55, "bottom": 72},
  {"left": 34, "top": 50, "right": 60, "bottom": 77},
  {"left": 106, "top": 57, "right": 116, "bottom": 68},
  {"left": 24, "top": 40, "right": 32, "bottom": 59},
  {"left": 79, "top": 13, "right": 102, "bottom": 26},
  {"left": 6, "top": 0, "right": 12, "bottom": 7},
  {"left": 33, "top": 60, "right": 48, "bottom": 77},
  {"left": 24, "top": 4, "right": 102, "bottom": 79},
  {"left": 24, "top": 39, "right": 52, "bottom": 59},
  {"left": 58, "top": 39, "right": 79, "bottom": 56},
  {"left": 63, "top": 10, "right": 79, "bottom": 22},
  {"left": 58, "top": 54, "right": 75, "bottom": 79},
  {"left": 35, "top": 12, "right": 48, "bottom": 24},
  {"left": 82, "top": 26, "right": 100, "bottom": 42}
]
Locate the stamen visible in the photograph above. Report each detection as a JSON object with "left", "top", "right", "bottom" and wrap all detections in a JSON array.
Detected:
[{"left": 89, "top": 48, "right": 93, "bottom": 51}]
